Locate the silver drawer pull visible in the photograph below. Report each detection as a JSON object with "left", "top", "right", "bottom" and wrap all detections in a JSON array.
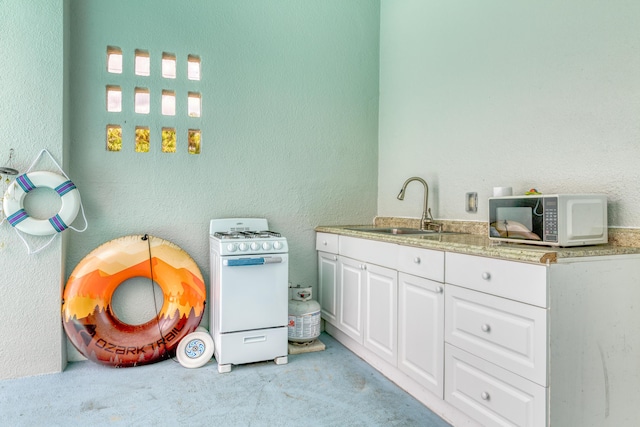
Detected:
[
  {"left": 414, "top": 257, "right": 421, "bottom": 264},
  {"left": 481, "top": 272, "right": 491, "bottom": 280},
  {"left": 481, "top": 324, "right": 491, "bottom": 333},
  {"left": 323, "top": 241, "right": 328, "bottom": 246},
  {"left": 360, "top": 264, "right": 367, "bottom": 270},
  {"left": 481, "top": 391, "right": 490, "bottom": 401},
  {"left": 435, "top": 286, "right": 443, "bottom": 293},
  {"left": 333, "top": 256, "right": 338, "bottom": 261}
]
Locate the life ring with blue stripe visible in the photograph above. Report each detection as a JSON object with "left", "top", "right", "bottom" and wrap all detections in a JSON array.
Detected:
[{"left": 2, "top": 171, "right": 81, "bottom": 236}]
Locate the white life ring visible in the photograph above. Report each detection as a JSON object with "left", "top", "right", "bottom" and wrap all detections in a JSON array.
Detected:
[{"left": 3, "top": 171, "right": 81, "bottom": 236}]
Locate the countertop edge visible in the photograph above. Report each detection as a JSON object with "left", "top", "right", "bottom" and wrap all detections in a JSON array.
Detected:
[{"left": 315, "top": 225, "right": 640, "bottom": 264}]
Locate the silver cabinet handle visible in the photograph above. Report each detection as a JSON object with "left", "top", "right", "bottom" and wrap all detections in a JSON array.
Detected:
[
  {"left": 323, "top": 241, "right": 328, "bottom": 246},
  {"left": 481, "top": 391, "right": 490, "bottom": 400},
  {"left": 360, "top": 264, "right": 367, "bottom": 270},
  {"left": 481, "top": 272, "right": 491, "bottom": 280},
  {"left": 435, "top": 286, "right": 443, "bottom": 293},
  {"left": 414, "top": 257, "right": 421, "bottom": 264},
  {"left": 333, "top": 256, "right": 338, "bottom": 261},
  {"left": 481, "top": 324, "right": 491, "bottom": 333}
]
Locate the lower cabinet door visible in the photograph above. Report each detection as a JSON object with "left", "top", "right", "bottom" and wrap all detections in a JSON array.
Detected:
[
  {"left": 318, "top": 251, "right": 339, "bottom": 325},
  {"left": 398, "top": 273, "right": 444, "bottom": 398},
  {"left": 338, "top": 256, "right": 365, "bottom": 344},
  {"left": 363, "top": 263, "right": 398, "bottom": 365},
  {"left": 445, "top": 344, "right": 547, "bottom": 427}
]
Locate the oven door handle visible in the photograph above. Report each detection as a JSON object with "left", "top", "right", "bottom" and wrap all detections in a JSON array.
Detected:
[{"left": 223, "top": 256, "right": 283, "bottom": 267}]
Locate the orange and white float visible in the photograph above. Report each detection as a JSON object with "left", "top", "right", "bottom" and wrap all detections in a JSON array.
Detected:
[{"left": 62, "top": 235, "right": 206, "bottom": 367}]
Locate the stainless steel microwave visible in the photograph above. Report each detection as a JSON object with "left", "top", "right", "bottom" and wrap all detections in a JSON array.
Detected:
[{"left": 488, "top": 194, "right": 608, "bottom": 247}]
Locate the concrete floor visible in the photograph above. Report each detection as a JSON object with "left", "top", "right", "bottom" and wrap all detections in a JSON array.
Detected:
[{"left": 0, "top": 333, "right": 451, "bottom": 427}]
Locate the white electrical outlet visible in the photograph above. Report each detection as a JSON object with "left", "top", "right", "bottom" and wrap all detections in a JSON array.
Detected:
[{"left": 465, "top": 192, "right": 478, "bottom": 213}]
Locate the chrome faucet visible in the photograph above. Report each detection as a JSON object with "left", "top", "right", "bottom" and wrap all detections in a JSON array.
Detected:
[{"left": 397, "top": 177, "right": 439, "bottom": 231}]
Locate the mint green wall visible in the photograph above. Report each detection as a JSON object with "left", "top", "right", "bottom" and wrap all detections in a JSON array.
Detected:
[
  {"left": 0, "top": 0, "right": 68, "bottom": 379},
  {"left": 66, "top": 1, "right": 379, "bottom": 358},
  {"left": 0, "top": 1, "right": 378, "bottom": 376},
  {"left": 379, "top": 1, "right": 640, "bottom": 227}
]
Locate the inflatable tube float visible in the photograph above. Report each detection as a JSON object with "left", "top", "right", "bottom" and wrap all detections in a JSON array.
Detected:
[
  {"left": 3, "top": 171, "right": 81, "bottom": 236},
  {"left": 62, "top": 235, "right": 206, "bottom": 367}
]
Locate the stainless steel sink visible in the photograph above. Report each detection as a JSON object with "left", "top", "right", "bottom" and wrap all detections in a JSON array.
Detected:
[{"left": 346, "top": 227, "right": 466, "bottom": 236}]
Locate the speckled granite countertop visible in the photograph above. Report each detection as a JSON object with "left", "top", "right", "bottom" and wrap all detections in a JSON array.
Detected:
[{"left": 316, "top": 218, "right": 640, "bottom": 264}]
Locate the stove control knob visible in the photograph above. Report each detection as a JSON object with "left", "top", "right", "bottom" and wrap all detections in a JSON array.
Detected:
[
  {"left": 226, "top": 243, "right": 237, "bottom": 252},
  {"left": 239, "top": 242, "right": 249, "bottom": 251},
  {"left": 262, "top": 242, "right": 272, "bottom": 250},
  {"left": 273, "top": 241, "right": 283, "bottom": 250},
  {"left": 250, "top": 242, "right": 261, "bottom": 251}
]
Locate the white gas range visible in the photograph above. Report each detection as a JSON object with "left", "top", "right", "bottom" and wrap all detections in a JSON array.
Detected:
[{"left": 209, "top": 218, "right": 289, "bottom": 373}]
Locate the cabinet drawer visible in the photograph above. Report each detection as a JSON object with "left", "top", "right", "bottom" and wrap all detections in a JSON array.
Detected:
[
  {"left": 397, "top": 246, "right": 444, "bottom": 282},
  {"left": 445, "top": 344, "right": 547, "bottom": 427},
  {"left": 316, "top": 232, "right": 339, "bottom": 254},
  {"left": 339, "top": 236, "right": 397, "bottom": 270},
  {"left": 446, "top": 285, "right": 547, "bottom": 386},
  {"left": 446, "top": 252, "right": 547, "bottom": 308}
]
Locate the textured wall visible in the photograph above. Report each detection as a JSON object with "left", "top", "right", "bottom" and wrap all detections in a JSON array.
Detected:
[
  {"left": 0, "top": 0, "right": 68, "bottom": 379},
  {"left": 379, "top": 1, "right": 640, "bottom": 228},
  {"left": 66, "top": 1, "right": 379, "bottom": 360}
]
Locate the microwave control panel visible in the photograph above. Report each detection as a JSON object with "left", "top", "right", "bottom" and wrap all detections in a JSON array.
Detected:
[{"left": 543, "top": 197, "right": 558, "bottom": 242}]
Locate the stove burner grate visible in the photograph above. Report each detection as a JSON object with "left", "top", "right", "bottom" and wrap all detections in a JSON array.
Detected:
[{"left": 213, "top": 230, "right": 282, "bottom": 239}]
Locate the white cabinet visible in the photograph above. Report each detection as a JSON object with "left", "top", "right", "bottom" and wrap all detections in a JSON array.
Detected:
[
  {"left": 317, "top": 231, "right": 640, "bottom": 426},
  {"left": 397, "top": 246, "right": 445, "bottom": 397},
  {"left": 337, "top": 255, "right": 365, "bottom": 343},
  {"left": 445, "top": 285, "right": 547, "bottom": 386},
  {"left": 363, "top": 263, "right": 397, "bottom": 365},
  {"left": 316, "top": 233, "right": 445, "bottom": 387},
  {"left": 337, "top": 256, "right": 398, "bottom": 361},
  {"left": 340, "top": 236, "right": 397, "bottom": 270},
  {"left": 398, "top": 272, "right": 444, "bottom": 398},
  {"left": 317, "top": 232, "right": 340, "bottom": 326},
  {"left": 317, "top": 234, "right": 398, "bottom": 363},
  {"left": 316, "top": 232, "right": 339, "bottom": 254},
  {"left": 338, "top": 237, "right": 398, "bottom": 362},
  {"left": 446, "top": 252, "right": 547, "bottom": 308},
  {"left": 444, "top": 253, "right": 548, "bottom": 426},
  {"left": 444, "top": 252, "right": 640, "bottom": 427},
  {"left": 397, "top": 245, "right": 444, "bottom": 282},
  {"left": 445, "top": 344, "right": 546, "bottom": 427},
  {"left": 317, "top": 251, "right": 339, "bottom": 325}
]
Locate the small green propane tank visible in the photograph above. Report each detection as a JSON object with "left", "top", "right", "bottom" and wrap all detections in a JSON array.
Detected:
[{"left": 288, "top": 286, "right": 321, "bottom": 343}]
